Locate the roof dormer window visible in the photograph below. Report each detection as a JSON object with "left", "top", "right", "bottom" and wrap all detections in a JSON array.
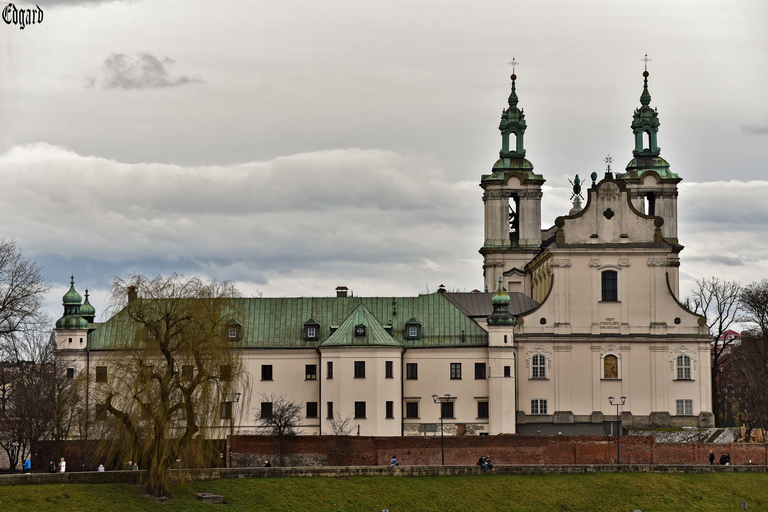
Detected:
[
  {"left": 224, "top": 319, "right": 242, "bottom": 341},
  {"left": 405, "top": 317, "right": 422, "bottom": 340},
  {"left": 355, "top": 324, "right": 366, "bottom": 337},
  {"left": 303, "top": 318, "right": 320, "bottom": 341}
]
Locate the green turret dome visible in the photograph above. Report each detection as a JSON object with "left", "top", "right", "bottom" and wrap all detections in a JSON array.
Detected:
[
  {"left": 80, "top": 289, "right": 96, "bottom": 323},
  {"left": 56, "top": 314, "right": 88, "bottom": 329},
  {"left": 488, "top": 277, "right": 516, "bottom": 326},
  {"left": 62, "top": 276, "right": 82, "bottom": 306},
  {"left": 56, "top": 276, "right": 87, "bottom": 330}
]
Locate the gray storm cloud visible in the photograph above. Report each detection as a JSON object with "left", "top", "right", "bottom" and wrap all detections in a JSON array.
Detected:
[{"left": 100, "top": 52, "right": 202, "bottom": 90}]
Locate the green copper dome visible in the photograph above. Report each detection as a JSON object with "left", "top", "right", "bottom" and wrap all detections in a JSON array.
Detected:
[
  {"left": 492, "top": 278, "right": 510, "bottom": 305},
  {"left": 56, "top": 276, "right": 88, "bottom": 330},
  {"left": 80, "top": 289, "right": 96, "bottom": 322},
  {"left": 62, "top": 276, "right": 83, "bottom": 306},
  {"left": 56, "top": 314, "right": 88, "bottom": 329}
]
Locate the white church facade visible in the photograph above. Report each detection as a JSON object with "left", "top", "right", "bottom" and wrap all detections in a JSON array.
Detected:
[{"left": 55, "top": 68, "right": 714, "bottom": 437}]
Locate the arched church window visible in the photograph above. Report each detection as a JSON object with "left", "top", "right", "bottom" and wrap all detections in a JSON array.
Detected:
[
  {"left": 676, "top": 355, "right": 691, "bottom": 380},
  {"left": 603, "top": 355, "right": 619, "bottom": 379},
  {"left": 601, "top": 270, "right": 618, "bottom": 302}
]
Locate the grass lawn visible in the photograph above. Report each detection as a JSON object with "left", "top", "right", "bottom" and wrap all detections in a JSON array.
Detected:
[{"left": 0, "top": 473, "right": 765, "bottom": 511}]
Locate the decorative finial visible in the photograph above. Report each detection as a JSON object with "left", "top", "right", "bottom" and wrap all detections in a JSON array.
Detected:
[
  {"left": 591, "top": 171, "right": 598, "bottom": 185},
  {"left": 604, "top": 154, "right": 613, "bottom": 178},
  {"left": 70, "top": 275, "right": 75, "bottom": 285},
  {"left": 568, "top": 175, "right": 584, "bottom": 201},
  {"left": 508, "top": 57, "right": 519, "bottom": 80},
  {"left": 641, "top": 53, "right": 651, "bottom": 74}
]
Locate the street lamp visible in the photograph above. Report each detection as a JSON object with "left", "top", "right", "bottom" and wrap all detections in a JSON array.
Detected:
[
  {"left": 228, "top": 392, "right": 242, "bottom": 468},
  {"left": 431, "top": 394, "right": 454, "bottom": 466},
  {"left": 608, "top": 396, "right": 626, "bottom": 464}
]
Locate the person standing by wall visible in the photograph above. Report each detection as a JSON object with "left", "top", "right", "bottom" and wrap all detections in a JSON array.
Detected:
[{"left": 59, "top": 458, "right": 66, "bottom": 473}]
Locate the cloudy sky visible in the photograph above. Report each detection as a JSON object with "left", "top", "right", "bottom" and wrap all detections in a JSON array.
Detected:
[{"left": 1, "top": 0, "right": 767, "bottom": 321}]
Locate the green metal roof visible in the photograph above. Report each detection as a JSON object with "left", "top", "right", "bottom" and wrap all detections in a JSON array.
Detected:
[{"left": 86, "top": 292, "right": 490, "bottom": 351}]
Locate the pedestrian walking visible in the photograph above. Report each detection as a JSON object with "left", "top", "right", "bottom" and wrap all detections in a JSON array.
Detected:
[
  {"left": 709, "top": 450, "right": 715, "bottom": 465},
  {"left": 23, "top": 457, "right": 31, "bottom": 474},
  {"left": 59, "top": 458, "right": 66, "bottom": 473}
]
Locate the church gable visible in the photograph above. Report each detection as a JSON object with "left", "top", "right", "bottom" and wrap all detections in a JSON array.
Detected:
[{"left": 555, "top": 177, "right": 662, "bottom": 246}]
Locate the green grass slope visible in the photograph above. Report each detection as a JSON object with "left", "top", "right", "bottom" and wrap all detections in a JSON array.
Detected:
[{"left": 0, "top": 473, "right": 765, "bottom": 511}]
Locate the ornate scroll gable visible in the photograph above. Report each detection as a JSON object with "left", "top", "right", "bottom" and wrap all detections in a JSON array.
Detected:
[
  {"left": 668, "top": 345, "right": 698, "bottom": 370},
  {"left": 525, "top": 344, "right": 553, "bottom": 369}
]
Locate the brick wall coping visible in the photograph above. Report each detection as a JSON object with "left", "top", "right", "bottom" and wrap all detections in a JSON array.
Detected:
[{"left": 2, "top": 464, "right": 767, "bottom": 485}]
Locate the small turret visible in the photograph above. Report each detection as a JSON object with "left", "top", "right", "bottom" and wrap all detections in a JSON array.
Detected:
[
  {"left": 487, "top": 277, "right": 516, "bottom": 326},
  {"left": 55, "top": 276, "right": 87, "bottom": 329},
  {"left": 80, "top": 289, "right": 96, "bottom": 324}
]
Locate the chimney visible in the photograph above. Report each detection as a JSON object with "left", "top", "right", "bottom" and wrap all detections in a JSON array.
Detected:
[
  {"left": 335, "top": 286, "right": 348, "bottom": 298},
  {"left": 127, "top": 285, "right": 138, "bottom": 303}
]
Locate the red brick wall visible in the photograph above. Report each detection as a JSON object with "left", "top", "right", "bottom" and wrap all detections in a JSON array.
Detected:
[{"left": 230, "top": 434, "right": 768, "bottom": 467}]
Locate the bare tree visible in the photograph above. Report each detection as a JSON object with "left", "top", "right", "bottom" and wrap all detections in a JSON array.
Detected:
[
  {"left": 329, "top": 412, "right": 354, "bottom": 436},
  {"left": 0, "top": 239, "right": 50, "bottom": 358},
  {"left": 92, "top": 274, "right": 246, "bottom": 497},
  {"left": 255, "top": 393, "right": 302, "bottom": 466},
  {"left": 686, "top": 277, "right": 742, "bottom": 425}
]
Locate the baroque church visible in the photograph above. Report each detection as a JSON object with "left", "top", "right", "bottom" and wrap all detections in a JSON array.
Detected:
[{"left": 54, "top": 67, "right": 714, "bottom": 436}]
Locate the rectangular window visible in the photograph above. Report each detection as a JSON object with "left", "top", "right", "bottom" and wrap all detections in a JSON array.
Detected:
[
  {"left": 95, "top": 366, "right": 107, "bottom": 383},
  {"left": 306, "top": 402, "right": 318, "bottom": 418},
  {"left": 408, "top": 326, "right": 418, "bottom": 337},
  {"left": 228, "top": 327, "right": 238, "bottom": 339},
  {"left": 66, "top": 368, "right": 75, "bottom": 380},
  {"left": 450, "top": 363, "right": 462, "bottom": 380},
  {"left": 385, "top": 361, "right": 393, "bottom": 378},
  {"left": 354, "top": 401, "right": 366, "bottom": 419},
  {"left": 220, "top": 365, "right": 232, "bottom": 382},
  {"left": 327, "top": 401, "right": 333, "bottom": 419},
  {"left": 477, "top": 401, "right": 489, "bottom": 419},
  {"left": 220, "top": 401, "right": 232, "bottom": 420},
  {"left": 385, "top": 401, "right": 394, "bottom": 419},
  {"left": 676, "top": 355, "right": 692, "bottom": 380},
  {"left": 181, "top": 365, "right": 193, "bottom": 381},
  {"left": 305, "top": 364, "right": 317, "bottom": 380},
  {"left": 406, "top": 363, "right": 418, "bottom": 380},
  {"left": 261, "top": 402, "right": 273, "bottom": 419},
  {"left": 676, "top": 399, "right": 693, "bottom": 416},
  {"left": 307, "top": 327, "right": 316, "bottom": 338},
  {"left": 261, "top": 364, "right": 273, "bottom": 381},
  {"left": 406, "top": 401, "right": 419, "bottom": 419},
  {"left": 532, "top": 354, "right": 546, "bottom": 379},
  {"left": 601, "top": 270, "right": 618, "bottom": 302},
  {"left": 531, "top": 399, "right": 548, "bottom": 415},
  {"left": 440, "top": 401, "right": 454, "bottom": 419},
  {"left": 504, "top": 366, "right": 511, "bottom": 377},
  {"left": 475, "top": 363, "right": 487, "bottom": 380},
  {"left": 354, "top": 361, "right": 365, "bottom": 379},
  {"left": 327, "top": 361, "right": 333, "bottom": 379}
]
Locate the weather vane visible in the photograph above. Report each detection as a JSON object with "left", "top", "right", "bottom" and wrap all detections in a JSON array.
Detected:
[
  {"left": 641, "top": 54, "right": 651, "bottom": 72},
  {"left": 508, "top": 57, "right": 519, "bottom": 75}
]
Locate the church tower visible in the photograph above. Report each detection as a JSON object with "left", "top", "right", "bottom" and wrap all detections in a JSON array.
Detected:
[
  {"left": 618, "top": 64, "right": 681, "bottom": 245},
  {"left": 480, "top": 70, "right": 545, "bottom": 294}
]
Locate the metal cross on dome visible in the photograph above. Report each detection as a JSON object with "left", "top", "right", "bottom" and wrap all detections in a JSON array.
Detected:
[
  {"left": 508, "top": 57, "right": 519, "bottom": 74},
  {"left": 604, "top": 154, "right": 613, "bottom": 173},
  {"left": 641, "top": 54, "right": 652, "bottom": 71}
]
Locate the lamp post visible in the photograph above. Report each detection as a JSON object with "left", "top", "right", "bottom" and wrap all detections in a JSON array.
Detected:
[
  {"left": 608, "top": 396, "right": 626, "bottom": 464},
  {"left": 229, "top": 392, "right": 241, "bottom": 468},
  {"left": 431, "top": 394, "right": 454, "bottom": 466}
]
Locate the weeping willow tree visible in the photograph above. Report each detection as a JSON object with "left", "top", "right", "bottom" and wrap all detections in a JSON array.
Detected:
[{"left": 92, "top": 274, "right": 248, "bottom": 497}]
